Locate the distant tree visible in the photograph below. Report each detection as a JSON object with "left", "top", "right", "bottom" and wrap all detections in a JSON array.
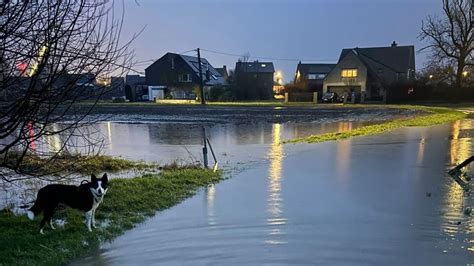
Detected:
[
  {"left": 420, "top": 0, "right": 473, "bottom": 94},
  {"left": 0, "top": 0, "right": 135, "bottom": 181}
]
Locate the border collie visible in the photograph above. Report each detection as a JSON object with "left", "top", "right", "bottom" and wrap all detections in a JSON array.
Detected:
[{"left": 26, "top": 173, "right": 109, "bottom": 234}]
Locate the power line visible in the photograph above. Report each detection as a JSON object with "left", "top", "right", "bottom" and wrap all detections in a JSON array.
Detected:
[{"left": 200, "top": 48, "right": 337, "bottom": 63}]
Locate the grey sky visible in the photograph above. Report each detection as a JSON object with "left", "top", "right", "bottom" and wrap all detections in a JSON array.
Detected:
[{"left": 121, "top": 0, "right": 442, "bottom": 82}]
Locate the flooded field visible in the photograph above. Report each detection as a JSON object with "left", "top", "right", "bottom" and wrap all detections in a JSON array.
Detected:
[
  {"left": 2, "top": 106, "right": 473, "bottom": 265},
  {"left": 71, "top": 115, "right": 474, "bottom": 265}
]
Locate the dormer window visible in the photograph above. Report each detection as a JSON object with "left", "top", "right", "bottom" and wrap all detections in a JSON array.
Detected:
[
  {"left": 341, "top": 69, "right": 358, "bottom": 78},
  {"left": 178, "top": 73, "right": 192, "bottom": 82},
  {"left": 261, "top": 64, "right": 266, "bottom": 67}
]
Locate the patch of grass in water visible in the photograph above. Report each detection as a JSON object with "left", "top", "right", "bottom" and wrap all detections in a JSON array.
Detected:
[
  {"left": 0, "top": 167, "right": 221, "bottom": 265},
  {"left": 3, "top": 154, "right": 156, "bottom": 176},
  {"left": 285, "top": 106, "right": 467, "bottom": 144}
]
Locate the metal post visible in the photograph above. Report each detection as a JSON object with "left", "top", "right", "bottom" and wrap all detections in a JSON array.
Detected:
[
  {"left": 197, "top": 48, "right": 206, "bottom": 105},
  {"left": 202, "top": 127, "right": 208, "bottom": 168}
]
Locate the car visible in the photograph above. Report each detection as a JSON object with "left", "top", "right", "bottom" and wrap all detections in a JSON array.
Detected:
[{"left": 322, "top": 92, "right": 341, "bottom": 103}]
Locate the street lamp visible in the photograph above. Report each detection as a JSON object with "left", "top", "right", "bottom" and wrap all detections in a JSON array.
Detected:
[
  {"left": 462, "top": 71, "right": 469, "bottom": 78},
  {"left": 275, "top": 71, "right": 283, "bottom": 85},
  {"left": 429, "top": 74, "right": 433, "bottom": 79}
]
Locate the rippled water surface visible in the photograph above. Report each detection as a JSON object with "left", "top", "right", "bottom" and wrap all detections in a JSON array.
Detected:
[{"left": 72, "top": 117, "right": 474, "bottom": 265}]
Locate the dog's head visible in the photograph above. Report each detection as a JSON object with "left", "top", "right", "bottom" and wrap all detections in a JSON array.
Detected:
[{"left": 91, "top": 173, "right": 108, "bottom": 197}]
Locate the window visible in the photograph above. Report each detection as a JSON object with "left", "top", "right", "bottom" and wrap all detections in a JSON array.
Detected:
[
  {"left": 261, "top": 64, "right": 266, "bottom": 67},
  {"left": 171, "top": 57, "right": 175, "bottom": 69},
  {"left": 307, "top": 73, "right": 326, "bottom": 80},
  {"left": 178, "top": 74, "right": 192, "bottom": 82},
  {"left": 341, "top": 69, "right": 358, "bottom": 78}
]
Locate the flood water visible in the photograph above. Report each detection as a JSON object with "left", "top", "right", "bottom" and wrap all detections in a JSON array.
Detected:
[{"left": 73, "top": 117, "right": 474, "bottom": 265}]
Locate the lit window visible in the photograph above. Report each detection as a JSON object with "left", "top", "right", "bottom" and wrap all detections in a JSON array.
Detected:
[
  {"left": 341, "top": 69, "right": 358, "bottom": 78},
  {"left": 261, "top": 64, "right": 266, "bottom": 67},
  {"left": 307, "top": 74, "right": 317, "bottom": 80}
]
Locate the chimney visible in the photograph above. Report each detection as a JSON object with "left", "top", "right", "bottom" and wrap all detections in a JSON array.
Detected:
[{"left": 391, "top": 41, "right": 398, "bottom": 47}]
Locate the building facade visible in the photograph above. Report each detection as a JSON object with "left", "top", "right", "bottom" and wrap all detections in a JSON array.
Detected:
[{"left": 234, "top": 61, "right": 275, "bottom": 100}]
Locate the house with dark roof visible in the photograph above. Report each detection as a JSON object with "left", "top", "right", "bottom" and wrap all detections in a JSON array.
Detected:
[
  {"left": 215, "top": 65, "right": 229, "bottom": 81},
  {"left": 323, "top": 42, "right": 415, "bottom": 100},
  {"left": 294, "top": 62, "right": 336, "bottom": 94},
  {"left": 234, "top": 61, "right": 275, "bottom": 100},
  {"left": 145, "top": 52, "right": 226, "bottom": 99}
]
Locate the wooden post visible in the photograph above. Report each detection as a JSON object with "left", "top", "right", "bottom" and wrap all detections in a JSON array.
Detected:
[
  {"left": 202, "top": 127, "right": 208, "bottom": 168},
  {"left": 284, "top": 92, "right": 289, "bottom": 103},
  {"left": 313, "top": 92, "right": 318, "bottom": 104}
]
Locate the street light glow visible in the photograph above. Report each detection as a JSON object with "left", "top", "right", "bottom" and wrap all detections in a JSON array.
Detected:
[{"left": 462, "top": 71, "right": 468, "bottom": 77}]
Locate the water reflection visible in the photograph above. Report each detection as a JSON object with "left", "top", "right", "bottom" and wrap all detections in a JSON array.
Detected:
[
  {"left": 205, "top": 184, "right": 216, "bottom": 227},
  {"left": 265, "top": 123, "right": 287, "bottom": 245},
  {"left": 442, "top": 119, "right": 474, "bottom": 250}
]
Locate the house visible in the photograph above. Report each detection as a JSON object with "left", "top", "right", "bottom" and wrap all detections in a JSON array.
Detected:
[
  {"left": 294, "top": 62, "right": 336, "bottom": 94},
  {"left": 145, "top": 52, "right": 226, "bottom": 99},
  {"left": 125, "top": 74, "right": 146, "bottom": 101},
  {"left": 99, "top": 76, "right": 126, "bottom": 100},
  {"left": 215, "top": 65, "right": 229, "bottom": 81},
  {"left": 234, "top": 61, "right": 275, "bottom": 100},
  {"left": 323, "top": 42, "right": 415, "bottom": 101}
]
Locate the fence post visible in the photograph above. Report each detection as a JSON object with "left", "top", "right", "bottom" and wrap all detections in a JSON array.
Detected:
[
  {"left": 313, "top": 92, "right": 318, "bottom": 104},
  {"left": 202, "top": 127, "right": 208, "bottom": 168},
  {"left": 284, "top": 92, "right": 288, "bottom": 103}
]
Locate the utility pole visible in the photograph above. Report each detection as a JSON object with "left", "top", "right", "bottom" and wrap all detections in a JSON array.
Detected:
[{"left": 197, "top": 48, "right": 206, "bottom": 105}]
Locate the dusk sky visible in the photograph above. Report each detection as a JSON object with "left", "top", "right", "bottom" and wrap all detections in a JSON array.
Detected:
[{"left": 121, "top": 0, "right": 442, "bottom": 83}]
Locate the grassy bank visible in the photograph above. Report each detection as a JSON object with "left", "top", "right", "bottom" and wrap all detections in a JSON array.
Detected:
[
  {"left": 0, "top": 167, "right": 221, "bottom": 265},
  {"left": 285, "top": 106, "right": 467, "bottom": 144},
  {"left": 4, "top": 154, "right": 156, "bottom": 176}
]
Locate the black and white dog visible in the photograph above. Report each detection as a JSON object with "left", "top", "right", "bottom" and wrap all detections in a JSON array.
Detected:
[{"left": 27, "top": 173, "right": 109, "bottom": 234}]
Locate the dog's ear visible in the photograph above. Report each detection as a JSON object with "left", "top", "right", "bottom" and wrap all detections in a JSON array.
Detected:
[
  {"left": 102, "top": 173, "right": 108, "bottom": 183},
  {"left": 91, "top": 174, "right": 97, "bottom": 182}
]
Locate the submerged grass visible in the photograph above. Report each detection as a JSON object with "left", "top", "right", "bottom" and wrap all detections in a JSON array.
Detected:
[
  {"left": 285, "top": 105, "right": 467, "bottom": 144},
  {"left": 0, "top": 168, "right": 221, "bottom": 265}
]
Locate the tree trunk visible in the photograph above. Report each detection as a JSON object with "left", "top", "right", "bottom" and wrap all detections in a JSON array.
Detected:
[{"left": 455, "top": 60, "right": 465, "bottom": 100}]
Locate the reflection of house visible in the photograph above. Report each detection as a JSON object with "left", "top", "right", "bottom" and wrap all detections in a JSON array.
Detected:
[
  {"left": 234, "top": 61, "right": 275, "bottom": 100},
  {"left": 294, "top": 63, "right": 336, "bottom": 94},
  {"left": 323, "top": 42, "right": 415, "bottom": 100},
  {"left": 145, "top": 53, "right": 226, "bottom": 99}
]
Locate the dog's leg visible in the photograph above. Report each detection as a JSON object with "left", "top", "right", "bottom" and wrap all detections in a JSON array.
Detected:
[
  {"left": 49, "top": 219, "right": 55, "bottom": 230},
  {"left": 85, "top": 210, "right": 93, "bottom": 232},
  {"left": 40, "top": 207, "right": 54, "bottom": 234},
  {"left": 91, "top": 209, "right": 97, "bottom": 228}
]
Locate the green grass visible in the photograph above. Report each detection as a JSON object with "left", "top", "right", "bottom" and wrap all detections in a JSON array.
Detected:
[
  {"left": 0, "top": 167, "right": 221, "bottom": 265},
  {"left": 285, "top": 106, "right": 467, "bottom": 144},
  {"left": 4, "top": 154, "right": 156, "bottom": 176}
]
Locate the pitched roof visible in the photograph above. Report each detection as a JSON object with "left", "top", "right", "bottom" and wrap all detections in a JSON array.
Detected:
[
  {"left": 147, "top": 53, "right": 227, "bottom": 85},
  {"left": 235, "top": 61, "right": 275, "bottom": 73},
  {"left": 215, "top": 67, "right": 228, "bottom": 77},
  {"left": 339, "top": 45, "right": 415, "bottom": 73},
  {"left": 296, "top": 63, "right": 336, "bottom": 75}
]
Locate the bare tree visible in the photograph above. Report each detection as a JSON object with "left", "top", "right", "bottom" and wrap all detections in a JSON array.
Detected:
[
  {"left": 0, "top": 0, "right": 135, "bottom": 181},
  {"left": 420, "top": 0, "right": 473, "bottom": 93}
]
